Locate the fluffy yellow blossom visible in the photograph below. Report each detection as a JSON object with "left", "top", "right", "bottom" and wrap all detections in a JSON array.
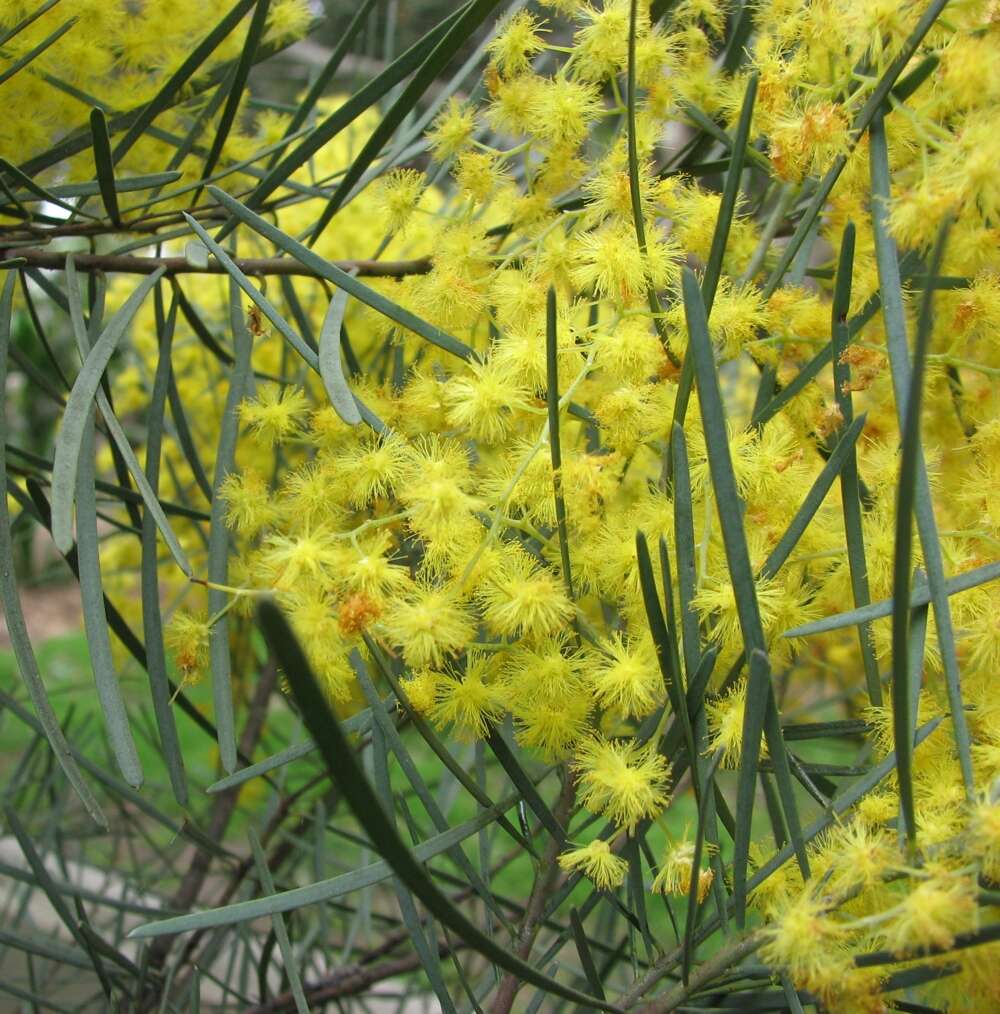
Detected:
[
  {"left": 574, "top": 737, "right": 670, "bottom": 831},
  {"left": 487, "top": 11, "right": 547, "bottom": 78},
  {"left": 651, "top": 837, "right": 714, "bottom": 902},
  {"left": 592, "top": 634, "right": 662, "bottom": 718},
  {"left": 377, "top": 169, "right": 425, "bottom": 235},
  {"left": 240, "top": 384, "right": 310, "bottom": 446},
  {"left": 429, "top": 654, "right": 506, "bottom": 741},
  {"left": 477, "top": 546, "right": 575, "bottom": 639},
  {"left": 881, "top": 875, "right": 979, "bottom": 956},
  {"left": 164, "top": 611, "right": 211, "bottom": 686},
  {"left": 383, "top": 584, "right": 476, "bottom": 669},
  {"left": 558, "top": 839, "right": 627, "bottom": 890}
]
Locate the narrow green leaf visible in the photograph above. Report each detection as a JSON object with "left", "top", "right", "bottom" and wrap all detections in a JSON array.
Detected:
[
  {"left": 198, "top": 0, "right": 271, "bottom": 186},
  {"left": 10, "top": 170, "right": 183, "bottom": 200},
  {"left": 761, "top": 414, "right": 866, "bottom": 581},
  {"left": 208, "top": 277, "right": 254, "bottom": 774},
  {"left": 636, "top": 532, "right": 697, "bottom": 780},
  {"left": 0, "top": 679, "right": 229, "bottom": 857},
  {"left": 64, "top": 259, "right": 192, "bottom": 577},
  {"left": 786, "top": 559, "right": 1000, "bottom": 638},
  {"left": 682, "top": 750, "right": 724, "bottom": 984},
  {"left": 111, "top": 0, "right": 259, "bottom": 164},
  {"left": 487, "top": 728, "right": 566, "bottom": 847},
  {"left": 367, "top": 637, "right": 534, "bottom": 853},
  {"left": 702, "top": 75, "right": 758, "bottom": 311},
  {"left": 682, "top": 265, "right": 807, "bottom": 922},
  {"left": 89, "top": 108, "right": 120, "bottom": 225},
  {"left": 308, "top": 0, "right": 501, "bottom": 242},
  {"left": 233, "top": 4, "right": 467, "bottom": 219},
  {"left": 248, "top": 827, "right": 309, "bottom": 1014},
  {"left": 141, "top": 288, "right": 188, "bottom": 804},
  {"left": 870, "top": 113, "right": 974, "bottom": 798},
  {"left": 50, "top": 267, "right": 165, "bottom": 553},
  {"left": 210, "top": 185, "right": 479, "bottom": 363},
  {"left": 254, "top": 600, "right": 622, "bottom": 1012},
  {"left": 891, "top": 218, "right": 950, "bottom": 851},
  {"left": 131, "top": 784, "right": 523, "bottom": 938},
  {"left": 369, "top": 722, "right": 460, "bottom": 1014},
  {"left": 0, "top": 15, "right": 77, "bottom": 87},
  {"left": 0, "top": 271, "right": 106, "bottom": 826},
  {"left": 318, "top": 285, "right": 362, "bottom": 425},
  {"left": 74, "top": 395, "right": 143, "bottom": 787},
  {"left": 205, "top": 704, "right": 375, "bottom": 793},
  {"left": 670, "top": 72, "right": 758, "bottom": 439},
  {"left": 546, "top": 287, "right": 574, "bottom": 599},
  {"left": 670, "top": 423, "right": 701, "bottom": 677},
  {"left": 570, "top": 907, "right": 605, "bottom": 1001},
  {"left": 280, "top": 0, "right": 378, "bottom": 141},
  {"left": 353, "top": 659, "right": 510, "bottom": 928},
  {"left": 830, "top": 223, "right": 881, "bottom": 705},
  {"left": 2, "top": 805, "right": 121, "bottom": 989},
  {"left": 166, "top": 365, "right": 214, "bottom": 502},
  {"left": 183, "top": 211, "right": 319, "bottom": 371},
  {"left": 0, "top": 0, "right": 62, "bottom": 48},
  {"left": 0, "top": 156, "right": 100, "bottom": 222},
  {"left": 627, "top": 0, "right": 674, "bottom": 363}
]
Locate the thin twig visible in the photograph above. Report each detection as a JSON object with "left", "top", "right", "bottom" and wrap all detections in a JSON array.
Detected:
[
  {"left": 489, "top": 771, "right": 577, "bottom": 1014},
  {"left": 3, "top": 246, "right": 432, "bottom": 278}
]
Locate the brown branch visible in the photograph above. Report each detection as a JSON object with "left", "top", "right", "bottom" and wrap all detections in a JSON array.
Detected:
[
  {"left": 3, "top": 246, "right": 432, "bottom": 278},
  {"left": 140, "top": 660, "right": 280, "bottom": 1011},
  {"left": 630, "top": 933, "right": 765, "bottom": 1012},
  {"left": 489, "top": 771, "right": 577, "bottom": 1014},
  {"left": 241, "top": 939, "right": 468, "bottom": 1014}
]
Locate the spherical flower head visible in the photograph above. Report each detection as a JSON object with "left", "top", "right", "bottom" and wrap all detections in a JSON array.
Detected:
[
  {"left": 651, "top": 837, "right": 714, "bottom": 902},
  {"left": 265, "top": 0, "right": 314, "bottom": 44},
  {"left": 882, "top": 874, "right": 978, "bottom": 956},
  {"left": 760, "top": 892, "right": 852, "bottom": 998},
  {"left": 571, "top": 222, "right": 680, "bottom": 305},
  {"left": 240, "top": 383, "right": 309, "bottom": 446},
  {"left": 592, "top": 317, "right": 665, "bottom": 384},
  {"left": 534, "top": 78, "right": 603, "bottom": 148},
  {"left": 220, "top": 466, "right": 278, "bottom": 536},
  {"left": 164, "top": 610, "right": 211, "bottom": 685},
  {"left": 339, "top": 533, "right": 410, "bottom": 599},
  {"left": 571, "top": 0, "right": 634, "bottom": 82},
  {"left": 691, "top": 574, "right": 784, "bottom": 657},
  {"left": 383, "top": 583, "right": 476, "bottom": 669},
  {"left": 399, "top": 436, "right": 481, "bottom": 543},
  {"left": 478, "top": 546, "right": 575, "bottom": 639},
  {"left": 332, "top": 433, "right": 410, "bottom": 510},
  {"left": 593, "top": 633, "right": 662, "bottom": 718},
  {"left": 443, "top": 360, "right": 527, "bottom": 444},
  {"left": 429, "top": 653, "right": 506, "bottom": 741},
  {"left": 705, "top": 676, "right": 768, "bottom": 769},
  {"left": 819, "top": 820, "right": 898, "bottom": 896},
  {"left": 511, "top": 691, "right": 592, "bottom": 761},
  {"left": 428, "top": 98, "right": 477, "bottom": 161},
  {"left": 399, "top": 670, "right": 442, "bottom": 716},
  {"left": 377, "top": 168, "right": 425, "bottom": 235},
  {"left": 260, "top": 526, "right": 340, "bottom": 590},
  {"left": 487, "top": 11, "right": 547, "bottom": 78},
  {"left": 573, "top": 736, "right": 670, "bottom": 832},
  {"left": 454, "top": 150, "right": 510, "bottom": 204},
  {"left": 558, "top": 838, "right": 627, "bottom": 890}
]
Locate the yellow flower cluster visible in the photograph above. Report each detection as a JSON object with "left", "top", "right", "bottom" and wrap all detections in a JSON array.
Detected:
[{"left": 16, "top": 0, "right": 999, "bottom": 1005}]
